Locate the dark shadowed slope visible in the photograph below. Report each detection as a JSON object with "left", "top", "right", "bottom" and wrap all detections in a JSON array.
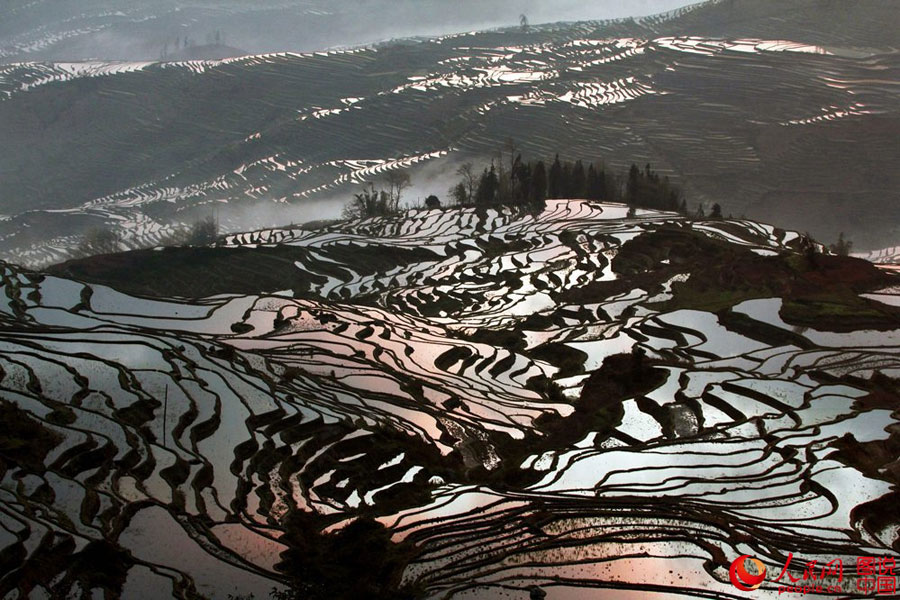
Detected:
[{"left": 656, "top": 0, "right": 900, "bottom": 48}]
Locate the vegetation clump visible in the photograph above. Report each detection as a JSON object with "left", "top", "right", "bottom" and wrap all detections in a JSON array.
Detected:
[
  {"left": 444, "top": 149, "right": 688, "bottom": 215},
  {"left": 187, "top": 215, "right": 219, "bottom": 246},
  {"left": 830, "top": 232, "right": 853, "bottom": 256},
  {"left": 343, "top": 171, "right": 411, "bottom": 219},
  {"left": 342, "top": 144, "right": 690, "bottom": 219}
]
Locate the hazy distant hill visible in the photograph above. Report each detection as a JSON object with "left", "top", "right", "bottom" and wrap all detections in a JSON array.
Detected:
[
  {"left": 0, "top": 0, "right": 685, "bottom": 64},
  {"left": 659, "top": 0, "right": 900, "bottom": 47},
  {"left": 0, "top": 0, "right": 898, "bottom": 266},
  {"left": 6, "top": 0, "right": 893, "bottom": 64}
]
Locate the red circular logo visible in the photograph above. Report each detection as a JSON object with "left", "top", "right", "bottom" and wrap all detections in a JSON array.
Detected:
[{"left": 729, "top": 555, "right": 767, "bottom": 591}]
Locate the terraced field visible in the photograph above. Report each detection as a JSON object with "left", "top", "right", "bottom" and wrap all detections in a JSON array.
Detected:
[
  {"left": 2, "top": 199, "right": 899, "bottom": 599},
  {"left": 0, "top": 0, "right": 898, "bottom": 266}
]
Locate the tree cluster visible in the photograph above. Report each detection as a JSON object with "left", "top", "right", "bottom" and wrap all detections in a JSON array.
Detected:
[
  {"left": 624, "top": 162, "right": 686, "bottom": 213},
  {"left": 186, "top": 216, "right": 219, "bottom": 245},
  {"left": 830, "top": 232, "right": 853, "bottom": 256},
  {"left": 448, "top": 152, "right": 688, "bottom": 216},
  {"left": 157, "top": 215, "right": 220, "bottom": 247},
  {"left": 342, "top": 150, "right": 696, "bottom": 221},
  {"left": 343, "top": 171, "right": 411, "bottom": 219}
]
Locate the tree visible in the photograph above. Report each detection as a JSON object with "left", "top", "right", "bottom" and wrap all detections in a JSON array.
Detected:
[
  {"left": 520, "top": 14, "right": 529, "bottom": 31},
  {"left": 530, "top": 161, "right": 547, "bottom": 208},
  {"left": 625, "top": 163, "right": 641, "bottom": 206},
  {"left": 424, "top": 195, "right": 441, "bottom": 210},
  {"left": 188, "top": 216, "right": 218, "bottom": 245},
  {"left": 475, "top": 164, "right": 499, "bottom": 206},
  {"left": 548, "top": 155, "right": 563, "bottom": 199},
  {"left": 383, "top": 170, "right": 411, "bottom": 212},
  {"left": 661, "top": 176, "right": 682, "bottom": 212},
  {"left": 511, "top": 154, "right": 530, "bottom": 203},
  {"left": 344, "top": 183, "right": 393, "bottom": 219},
  {"left": 799, "top": 232, "right": 819, "bottom": 267},
  {"left": 456, "top": 163, "right": 477, "bottom": 205},
  {"left": 604, "top": 169, "right": 621, "bottom": 204},
  {"left": 571, "top": 160, "right": 586, "bottom": 199},
  {"left": 449, "top": 182, "right": 468, "bottom": 206},
  {"left": 586, "top": 163, "right": 605, "bottom": 200},
  {"left": 830, "top": 232, "right": 853, "bottom": 256},
  {"left": 505, "top": 139, "right": 518, "bottom": 178},
  {"left": 710, "top": 203, "right": 723, "bottom": 219},
  {"left": 496, "top": 150, "right": 511, "bottom": 205},
  {"left": 560, "top": 161, "right": 573, "bottom": 198}
]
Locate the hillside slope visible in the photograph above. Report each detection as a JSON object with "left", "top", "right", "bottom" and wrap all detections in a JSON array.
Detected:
[
  {"left": 2, "top": 201, "right": 899, "bottom": 598},
  {"left": 660, "top": 0, "right": 900, "bottom": 48}
]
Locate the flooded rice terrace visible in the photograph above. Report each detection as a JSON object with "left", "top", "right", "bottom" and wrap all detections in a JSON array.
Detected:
[{"left": 0, "top": 200, "right": 898, "bottom": 599}]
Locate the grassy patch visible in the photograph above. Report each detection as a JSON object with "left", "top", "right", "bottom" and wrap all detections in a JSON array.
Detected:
[
  {"left": 716, "top": 309, "right": 815, "bottom": 349},
  {"left": 780, "top": 297, "right": 900, "bottom": 331},
  {"left": 49, "top": 246, "right": 327, "bottom": 298},
  {"left": 605, "top": 227, "right": 900, "bottom": 331}
]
